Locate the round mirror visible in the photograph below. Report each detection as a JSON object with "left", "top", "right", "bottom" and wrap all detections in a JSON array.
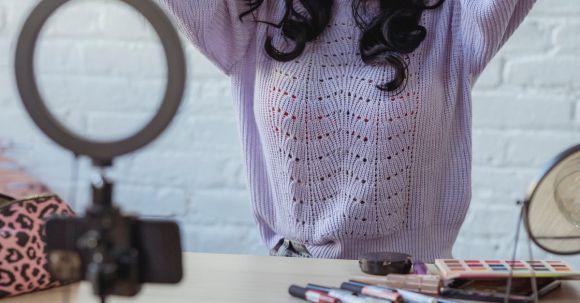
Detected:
[
  {"left": 15, "top": 0, "right": 186, "bottom": 165},
  {"left": 524, "top": 144, "right": 580, "bottom": 255}
]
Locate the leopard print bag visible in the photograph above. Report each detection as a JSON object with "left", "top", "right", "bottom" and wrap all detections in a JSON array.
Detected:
[
  {"left": 0, "top": 157, "right": 75, "bottom": 298},
  {"left": 0, "top": 194, "right": 74, "bottom": 298}
]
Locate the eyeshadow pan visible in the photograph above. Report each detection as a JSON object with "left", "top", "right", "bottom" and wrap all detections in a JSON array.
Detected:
[
  {"left": 532, "top": 266, "right": 547, "bottom": 269},
  {"left": 550, "top": 264, "right": 568, "bottom": 268},
  {"left": 555, "top": 268, "right": 570, "bottom": 272},
  {"left": 492, "top": 268, "right": 508, "bottom": 271}
]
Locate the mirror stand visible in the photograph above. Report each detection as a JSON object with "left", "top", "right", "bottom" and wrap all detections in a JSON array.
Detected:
[{"left": 504, "top": 203, "right": 540, "bottom": 303}]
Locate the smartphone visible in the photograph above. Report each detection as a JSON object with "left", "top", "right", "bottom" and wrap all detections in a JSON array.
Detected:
[{"left": 45, "top": 216, "right": 183, "bottom": 296}]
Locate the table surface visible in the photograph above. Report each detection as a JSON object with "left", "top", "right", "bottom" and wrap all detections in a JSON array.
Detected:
[{"left": 4, "top": 253, "right": 580, "bottom": 303}]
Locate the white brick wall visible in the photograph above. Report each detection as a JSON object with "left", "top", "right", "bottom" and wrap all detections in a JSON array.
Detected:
[{"left": 1, "top": 0, "right": 579, "bottom": 265}]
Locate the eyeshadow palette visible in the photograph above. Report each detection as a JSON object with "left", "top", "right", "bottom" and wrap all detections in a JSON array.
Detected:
[{"left": 435, "top": 259, "right": 580, "bottom": 280}]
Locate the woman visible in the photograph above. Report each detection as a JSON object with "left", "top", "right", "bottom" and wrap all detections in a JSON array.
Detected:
[{"left": 159, "top": 0, "right": 534, "bottom": 261}]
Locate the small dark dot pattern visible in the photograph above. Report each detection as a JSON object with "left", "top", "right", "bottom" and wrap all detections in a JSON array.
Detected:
[{"left": 255, "top": 2, "right": 422, "bottom": 246}]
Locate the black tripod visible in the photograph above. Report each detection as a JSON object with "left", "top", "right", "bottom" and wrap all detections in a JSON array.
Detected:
[{"left": 14, "top": 0, "right": 187, "bottom": 301}]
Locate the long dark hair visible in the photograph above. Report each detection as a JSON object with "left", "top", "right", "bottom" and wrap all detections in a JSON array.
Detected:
[{"left": 240, "top": 0, "right": 445, "bottom": 92}]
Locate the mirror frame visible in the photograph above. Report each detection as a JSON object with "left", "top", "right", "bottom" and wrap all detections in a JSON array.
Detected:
[{"left": 523, "top": 143, "right": 580, "bottom": 255}]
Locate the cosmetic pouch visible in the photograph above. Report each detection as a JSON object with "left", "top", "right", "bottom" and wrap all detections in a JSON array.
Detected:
[
  {"left": 0, "top": 194, "right": 75, "bottom": 298},
  {"left": 0, "top": 156, "right": 75, "bottom": 298}
]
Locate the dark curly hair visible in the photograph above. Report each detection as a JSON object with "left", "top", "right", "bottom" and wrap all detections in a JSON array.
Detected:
[{"left": 240, "top": 0, "right": 445, "bottom": 92}]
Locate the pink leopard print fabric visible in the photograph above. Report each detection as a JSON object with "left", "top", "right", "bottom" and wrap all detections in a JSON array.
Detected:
[
  {"left": 0, "top": 195, "right": 74, "bottom": 298},
  {"left": 0, "top": 157, "right": 75, "bottom": 298}
]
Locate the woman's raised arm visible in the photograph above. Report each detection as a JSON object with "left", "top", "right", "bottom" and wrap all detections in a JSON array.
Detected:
[
  {"left": 459, "top": 0, "right": 536, "bottom": 77},
  {"left": 158, "top": 0, "right": 257, "bottom": 74}
]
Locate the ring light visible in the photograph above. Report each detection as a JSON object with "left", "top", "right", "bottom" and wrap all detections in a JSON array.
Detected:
[{"left": 15, "top": 0, "right": 186, "bottom": 165}]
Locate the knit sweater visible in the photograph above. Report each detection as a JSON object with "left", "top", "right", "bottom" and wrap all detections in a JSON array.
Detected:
[{"left": 160, "top": 0, "right": 535, "bottom": 261}]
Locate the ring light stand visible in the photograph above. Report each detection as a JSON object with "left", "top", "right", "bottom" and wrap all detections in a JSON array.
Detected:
[{"left": 14, "top": 0, "right": 186, "bottom": 301}]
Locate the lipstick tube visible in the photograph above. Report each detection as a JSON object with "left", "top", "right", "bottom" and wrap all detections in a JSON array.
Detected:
[
  {"left": 341, "top": 282, "right": 402, "bottom": 302},
  {"left": 413, "top": 261, "right": 428, "bottom": 275},
  {"left": 306, "top": 284, "right": 392, "bottom": 303},
  {"left": 350, "top": 274, "right": 441, "bottom": 295},
  {"left": 289, "top": 285, "right": 340, "bottom": 303},
  {"left": 345, "top": 282, "right": 437, "bottom": 303}
]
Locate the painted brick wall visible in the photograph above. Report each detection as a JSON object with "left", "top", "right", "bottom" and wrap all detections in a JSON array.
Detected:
[{"left": 0, "top": 0, "right": 579, "bottom": 264}]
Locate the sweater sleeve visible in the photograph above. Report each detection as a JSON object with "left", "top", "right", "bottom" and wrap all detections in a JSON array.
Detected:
[
  {"left": 459, "top": 0, "right": 535, "bottom": 76},
  {"left": 158, "top": 0, "right": 257, "bottom": 74}
]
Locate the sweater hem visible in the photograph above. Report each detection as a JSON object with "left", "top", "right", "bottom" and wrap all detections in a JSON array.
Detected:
[{"left": 267, "top": 224, "right": 460, "bottom": 262}]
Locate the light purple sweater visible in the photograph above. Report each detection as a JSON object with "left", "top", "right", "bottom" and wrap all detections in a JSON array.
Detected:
[{"left": 160, "top": 0, "right": 535, "bottom": 261}]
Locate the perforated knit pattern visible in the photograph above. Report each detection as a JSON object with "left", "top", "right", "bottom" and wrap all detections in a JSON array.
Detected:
[{"left": 161, "top": 0, "right": 535, "bottom": 261}]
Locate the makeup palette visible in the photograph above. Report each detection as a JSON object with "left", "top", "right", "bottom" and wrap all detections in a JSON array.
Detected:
[{"left": 435, "top": 259, "right": 580, "bottom": 280}]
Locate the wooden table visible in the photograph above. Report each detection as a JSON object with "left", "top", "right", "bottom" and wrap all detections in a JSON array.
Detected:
[{"left": 4, "top": 253, "right": 580, "bottom": 303}]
